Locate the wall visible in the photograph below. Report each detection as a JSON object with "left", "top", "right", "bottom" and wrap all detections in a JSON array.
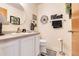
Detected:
[
  {"left": 0, "top": 3, "right": 25, "bottom": 33},
  {"left": 21, "top": 3, "right": 38, "bottom": 30},
  {"left": 37, "top": 3, "right": 72, "bottom": 55},
  {"left": 0, "top": 3, "right": 37, "bottom": 33}
]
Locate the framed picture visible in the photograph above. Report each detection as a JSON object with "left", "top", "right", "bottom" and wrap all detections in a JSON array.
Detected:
[
  {"left": 10, "top": 16, "right": 20, "bottom": 25},
  {"left": 33, "top": 14, "right": 37, "bottom": 20}
]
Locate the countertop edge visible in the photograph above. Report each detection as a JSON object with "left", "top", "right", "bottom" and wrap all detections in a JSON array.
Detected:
[{"left": 0, "top": 33, "right": 40, "bottom": 42}]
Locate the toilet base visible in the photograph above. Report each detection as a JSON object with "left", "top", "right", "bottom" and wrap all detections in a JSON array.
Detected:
[{"left": 56, "top": 51, "right": 65, "bottom": 56}]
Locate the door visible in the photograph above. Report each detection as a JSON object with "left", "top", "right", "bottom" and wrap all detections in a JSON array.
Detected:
[{"left": 72, "top": 3, "right": 79, "bottom": 56}]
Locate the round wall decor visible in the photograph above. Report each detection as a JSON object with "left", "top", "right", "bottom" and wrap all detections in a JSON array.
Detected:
[{"left": 40, "top": 15, "right": 48, "bottom": 24}]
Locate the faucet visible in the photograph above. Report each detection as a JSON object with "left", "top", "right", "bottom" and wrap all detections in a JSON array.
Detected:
[{"left": 16, "top": 27, "right": 21, "bottom": 33}]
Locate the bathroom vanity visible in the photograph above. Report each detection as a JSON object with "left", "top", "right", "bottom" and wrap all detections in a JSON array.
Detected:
[{"left": 0, "top": 32, "right": 40, "bottom": 56}]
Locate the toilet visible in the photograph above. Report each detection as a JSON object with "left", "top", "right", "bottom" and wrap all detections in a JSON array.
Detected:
[{"left": 40, "top": 39, "right": 47, "bottom": 55}]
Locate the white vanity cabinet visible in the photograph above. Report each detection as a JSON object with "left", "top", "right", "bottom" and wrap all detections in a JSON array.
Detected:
[
  {"left": 34, "top": 35, "right": 40, "bottom": 56},
  {"left": 0, "top": 33, "right": 40, "bottom": 56},
  {"left": 20, "top": 35, "right": 40, "bottom": 56},
  {"left": 20, "top": 36, "right": 35, "bottom": 56},
  {"left": 0, "top": 39, "right": 20, "bottom": 56}
]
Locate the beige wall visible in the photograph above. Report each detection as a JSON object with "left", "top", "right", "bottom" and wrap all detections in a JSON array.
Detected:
[
  {"left": 0, "top": 3, "right": 37, "bottom": 33},
  {"left": 20, "top": 3, "right": 38, "bottom": 30},
  {"left": 0, "top": 3, "right": 25, "bottom": 32},
  {"left": 37, "top": 3, "right": 72, "bottom": 55}
]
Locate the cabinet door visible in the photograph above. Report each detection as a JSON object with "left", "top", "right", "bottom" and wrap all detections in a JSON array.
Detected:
[
  {"left": 34, "top": 35, "right": 40, "bottom": 56},
  {"left": 0, "top": 40, "right": 20, "bottom": 56},
  {"left": 21, "top": 36, "right": 35, "bottom": 56},
  {"left": 0, "top": 47, "right": 5, "bottom": 56}
]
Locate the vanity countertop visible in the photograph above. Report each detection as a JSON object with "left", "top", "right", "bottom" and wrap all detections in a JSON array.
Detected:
[{"left": 0, "top": 32, "right": 40, "bottom": 41}]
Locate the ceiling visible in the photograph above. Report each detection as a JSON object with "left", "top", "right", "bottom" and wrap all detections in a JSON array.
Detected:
[
  {"left": 6, "top": 3, "right": 42, "bottom": 11},
  {"left": 7, "top": 3, "right": 24, "bottom": 11}
]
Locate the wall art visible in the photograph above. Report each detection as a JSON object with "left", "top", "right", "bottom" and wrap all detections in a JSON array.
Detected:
[
  {"left": 40, "top": 15, "right": 48, "bottom": 24},
  {"left": 30, "top": 14, "right": 37, "bottom": 31},
  {"left": 33, "top": 14, "right": 37, "bottom": 20},
  {"left": 51, "top": 14, "right": 63, "bottom": 20},
  {"left": 52, "top": 20, "right": 62, "bottom": 28}
]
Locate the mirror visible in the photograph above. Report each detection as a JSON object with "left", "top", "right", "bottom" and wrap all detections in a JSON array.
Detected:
[{"left": 0, "top": 7, "right": 9, "bottom": 25}]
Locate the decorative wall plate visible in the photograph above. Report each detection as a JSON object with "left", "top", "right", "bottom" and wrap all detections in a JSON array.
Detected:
[{"left": 40, "top": 15, "right": 48, "bottom": 24}]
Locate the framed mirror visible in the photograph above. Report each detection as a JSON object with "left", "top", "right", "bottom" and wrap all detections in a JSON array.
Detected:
[{"left": 0, "top": 7, "right": 9, "bottom": 25}]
